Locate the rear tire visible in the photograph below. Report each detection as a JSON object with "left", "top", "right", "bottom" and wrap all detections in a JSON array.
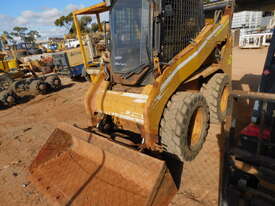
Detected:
[
  {"left": 160, "top": 92, "right": 210, "bottom": 161},
  {"left": 202, "top": 73, "right": 231, "bottom": 123},
  {"left": 45, "top": 75, "right": 62, "bottom": 90},
  {"left": 0, "top": 91, "right": 16, "bottom": 106},
  {"left": 29, "top": 79, "right": 48, "bottom": 95}
]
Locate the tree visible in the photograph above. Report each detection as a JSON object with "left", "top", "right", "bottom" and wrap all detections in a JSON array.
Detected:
[
  {"left": 25, "top": 30, "right": 41, "bottom": 43},
  {"left": 54, "top": 13, "right": 92, "bottom": 35},
  {"left": 91, "top": 23, "right": 99, "bottom": 33},
  {"left": 80, "top": 16, "right": 92, "bottom": 33},
  {"left": 10, "top": 26, "right": 28, "bottom": 41},
  {"left": 7, "top": 27, "right": 41, "bottom": 43},
  {"left": 54, "top": 13, "right": 74, "bottom": 32}
]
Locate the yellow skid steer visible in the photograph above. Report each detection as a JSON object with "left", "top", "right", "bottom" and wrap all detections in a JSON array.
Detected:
[{"left": 30, "top": 0, "right": 234, "bottom": 205}]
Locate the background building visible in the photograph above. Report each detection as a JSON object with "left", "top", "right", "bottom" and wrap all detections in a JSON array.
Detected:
[
  {"left": 232, "top": 11, "right": 274, "bottom": 37},
  {"left": 232, "top": 11, "right": 275, "bottom": 31},
  {"left": 232, "top": 11, "right": 263, "bottom": 29}
]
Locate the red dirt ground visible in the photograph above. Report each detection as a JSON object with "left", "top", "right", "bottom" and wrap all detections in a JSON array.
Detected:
[{"left": 0, "top": 48, "right": 268, "bottom": 206}]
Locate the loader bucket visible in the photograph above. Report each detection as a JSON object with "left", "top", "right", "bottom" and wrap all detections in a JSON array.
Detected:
[{"left": 29, "top": 124, "right": 177, "bottom": 206}]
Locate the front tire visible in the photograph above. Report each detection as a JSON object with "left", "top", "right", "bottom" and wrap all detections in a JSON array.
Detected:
[{"left": 160, "top": 92, "right": 210, "bottom": 161}]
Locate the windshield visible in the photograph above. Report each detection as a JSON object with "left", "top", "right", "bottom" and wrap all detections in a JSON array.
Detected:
[{"left": 110, "top": 0, "right": 151, "bottom": 74}]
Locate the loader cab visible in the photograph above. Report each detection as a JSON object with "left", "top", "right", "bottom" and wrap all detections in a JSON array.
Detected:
[
  {"left": 107, "top": 0, "right": 204, "bottom": 85},
  {"left": 110, "top": 0, "right": 152, "bottom": 75}
]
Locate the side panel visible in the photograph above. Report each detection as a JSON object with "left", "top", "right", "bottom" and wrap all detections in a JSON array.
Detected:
[{"left": 145, "top": 15, "right": 230, "bottom": 136}]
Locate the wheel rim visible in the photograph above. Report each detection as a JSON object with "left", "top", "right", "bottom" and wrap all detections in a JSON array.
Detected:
[
  {"left": 188, "top": 107, "right": 204, "bottom": 148},
  {"left": 220, "top": 85, "right": 230, "bottom": 114}
]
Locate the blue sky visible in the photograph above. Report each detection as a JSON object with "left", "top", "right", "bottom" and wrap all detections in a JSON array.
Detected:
[
  {"left": 1, "top": 0, "right": 103, "bottom": 40},
  {"left": 2, "top": 0, "right": 101, "bottom": 17}
]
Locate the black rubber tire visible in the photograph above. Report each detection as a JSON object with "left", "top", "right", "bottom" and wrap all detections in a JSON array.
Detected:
[
  {"left": 0, "top": 91, "right": 16, "bottom": 106},
  {"left": 10, "top": 80, "right": 28, "bottom": 96},
  {"left": 45, "top": 75, "right": 62, "bottom": 90},
  {"left": 160, "top": 92, "right": 210, "bottom": 161},
  {"left": 29, "top": 79, "right": 48, "bottom": 95},
  {"left": 0, "top": 74, "right": 13, "bottom": 91},
  {"left": 202, "top": 73, "right": 231, "bottom": 123}
]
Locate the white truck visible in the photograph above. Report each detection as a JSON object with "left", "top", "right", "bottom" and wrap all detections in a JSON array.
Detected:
[{"left": 64, "top": 39, "right": 80, "bottom": 49}]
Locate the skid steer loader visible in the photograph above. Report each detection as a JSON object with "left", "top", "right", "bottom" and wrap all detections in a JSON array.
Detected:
[{"left": 30, "top": 0, "right": 233, "bottom": 205}]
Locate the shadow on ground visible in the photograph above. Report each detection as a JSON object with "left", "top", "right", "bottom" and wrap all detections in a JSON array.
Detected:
[{"left": 232, "top": 73, "right": 261, "bottom": 92}]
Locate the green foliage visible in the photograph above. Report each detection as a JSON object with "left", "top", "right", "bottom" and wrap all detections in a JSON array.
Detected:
[
  {"left": 54, "top": 13, "right": 93, "bottom": 35},
  {"left": 91, "top": 23, "right": 99, "bottom": 33},
  {"left": 54, "top": 13, "right": 74, "bottom": 31},
  {"left": 7, "top": 27, "right": 40, "bottom": 43},
  {"left": 11, "top": 27, "right": 28, "bottom": 36},
  {"left": 25, "top": 30, "right": 41, "bottom": 43},
  {"left": 80, "top": 16, "right": 92, "bottom": 33}
]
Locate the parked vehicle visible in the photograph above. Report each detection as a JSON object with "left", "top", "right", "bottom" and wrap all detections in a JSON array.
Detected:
[{"left": 64, "top": 39, "right": 80, "bottom": 49}]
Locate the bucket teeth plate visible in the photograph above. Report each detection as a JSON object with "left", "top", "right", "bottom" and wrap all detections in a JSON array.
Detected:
[{"left": 29, "top": 124, "right": 177, "bottom": 206}]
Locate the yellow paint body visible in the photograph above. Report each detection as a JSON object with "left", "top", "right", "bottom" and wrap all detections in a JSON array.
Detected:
[
  {"left": 0, "top": 59, "right": 17, "bottom": 72},
  {"left": 84, "top": 4, "right": 232, "bottom": 148}
]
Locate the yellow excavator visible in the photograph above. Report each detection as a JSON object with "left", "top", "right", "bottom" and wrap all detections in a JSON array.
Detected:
[{"left": 29, "top": 0, "right": 234, "bottom": 205}]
